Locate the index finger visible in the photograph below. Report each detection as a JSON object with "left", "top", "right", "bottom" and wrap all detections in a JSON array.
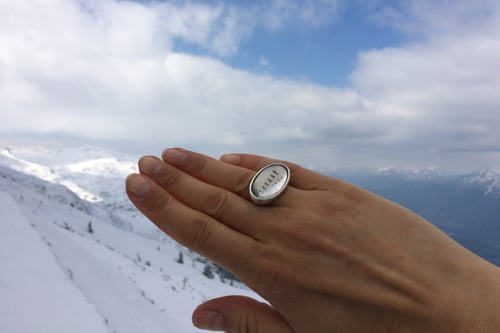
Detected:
[{"left": 125, "top": 173, "right": 258, "bottom": 277}]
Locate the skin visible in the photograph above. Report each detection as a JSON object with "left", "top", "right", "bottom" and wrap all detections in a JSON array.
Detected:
[{"left": 125, "top": 148, "right": 500, "bottom": 333}]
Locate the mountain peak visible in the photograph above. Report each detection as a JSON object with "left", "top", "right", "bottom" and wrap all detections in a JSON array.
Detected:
[
  {"left": 465, "top": 167, "right": 500, "bottom": 195},
  {"left": 0, "top": 146, "right": 137, "bottom": 204},
  {"left": 376, "top": 165, "right": 443, "bottom": 179}
]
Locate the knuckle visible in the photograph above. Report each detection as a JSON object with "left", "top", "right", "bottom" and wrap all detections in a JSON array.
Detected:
[
  {"left": 149, "top": 193, "right": 171, "bottom": 220},
  {"left": 230, "top": 310, "right": 258, "bottom": 333},
  {"left": 190, "top": 157, "right": 209, "bottom": 176},
  {"left": 203, "top": 189, "right": 231, "bottom": 219},
  {"left": 226, "top": 311, "right": 262, "bottom": 333},
  {"left": 231, "top": 171, "right": 253, "bottom": 196},
  {"left": 159, "top": 169, "right": 183, "bottom": 188},
  {"left": 184, "top": 216, "right": 214, "bottom": 252}
]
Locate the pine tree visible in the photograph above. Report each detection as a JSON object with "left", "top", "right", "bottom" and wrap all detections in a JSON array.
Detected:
[
  {"left": 87, "top": 221, "right": 93, "bottom": 234},
  {"left": 176, "top": 251, "right": 184, "bottom": 264},
  {"left": 203, "top": 264, "right": 214, "bottom": 279}
]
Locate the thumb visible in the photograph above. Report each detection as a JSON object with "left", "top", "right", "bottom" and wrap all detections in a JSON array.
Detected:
[{"left": 192, "top": 295, "right": 294, "bottom": 333}]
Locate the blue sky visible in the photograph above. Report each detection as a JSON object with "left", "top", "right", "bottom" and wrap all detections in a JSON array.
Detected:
[
  {"left": 225, "top": 2, "right": 403, "bottom": 87},
  {"left": 1, "top": 0, "right": 499, "bottom": 172},
  {"left": 172, "top": 1, "right": 404, "bottom": 86}
]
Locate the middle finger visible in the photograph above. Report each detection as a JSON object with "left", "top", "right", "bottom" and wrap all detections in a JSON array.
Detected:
[{"left": 162, "top": 148, "right": 255, "bottom": 199}]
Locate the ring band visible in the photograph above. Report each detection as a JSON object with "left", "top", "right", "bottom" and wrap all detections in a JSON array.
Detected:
[{"left": 249, "top": 163, "right": 290, "bottom": 205}]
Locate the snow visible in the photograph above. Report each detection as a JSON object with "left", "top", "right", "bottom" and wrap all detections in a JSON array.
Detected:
[
  {"left": 1, "top": 147, "right": 101, "bottom": 203},
  {"left": 465, "top": 167, "right": 500, "bottom": 196},
  {"left": 0, "top": 146, "right": 260, "bottom": 333},
  {"left": 0, "top": 191, "right": 108, "bottom": 333}
]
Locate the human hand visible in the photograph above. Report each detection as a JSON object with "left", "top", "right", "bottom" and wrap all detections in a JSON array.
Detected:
[{"left": 125, "top": 148, "right": 500, "bottom": 332}]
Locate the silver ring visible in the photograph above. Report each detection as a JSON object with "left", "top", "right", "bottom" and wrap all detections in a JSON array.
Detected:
[{"left": 249, "top": 163, "right": 290, "bottom": 205}]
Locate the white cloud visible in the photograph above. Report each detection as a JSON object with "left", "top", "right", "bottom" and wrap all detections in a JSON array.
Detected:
[
  {"left": 1, "top": 0, "right": 499, "bottom": 171},
  {"left": 350, "top": 1, "right": 500, "bottom": 157},
  {"left": 0, "top": 0, "right": 345, "bottom": 140},
  {"left": 368, "top": 0, "right": 499, "bottom": 37}
]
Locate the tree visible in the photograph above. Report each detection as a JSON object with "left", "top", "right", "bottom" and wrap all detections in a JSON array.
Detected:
[
  {"left": 215, "top": 264, "right": 239, "bottom": 284},
  {"left": 176, "top": 251, "right": 184, "bottom": 264},
  {"left": 87, "top": 221, "right": 93, "bottom": 234},
  {"left": 203, "top": 264, "right": 214, "bottom": 279}
]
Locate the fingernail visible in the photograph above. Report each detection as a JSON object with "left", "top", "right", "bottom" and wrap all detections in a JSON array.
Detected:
[
  {"left": 126, "top": 174, "right": 151, "bottom": 198},
  {"left": 139, "top": 156, "right": 164, "bottom": 176},
  {"left": 163, "top": 149, "right": 188, "bottom": 166},
  {"left": 220, "top": 154, "right": 240, "bottom": 165},
  {"left": 193, "top": 310, "right": 225, "bottom": 331}
]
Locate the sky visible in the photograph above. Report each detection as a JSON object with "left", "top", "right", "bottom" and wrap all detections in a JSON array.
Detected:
[{"left": 1, "top": 0, "right": 499, "bottom": 172}]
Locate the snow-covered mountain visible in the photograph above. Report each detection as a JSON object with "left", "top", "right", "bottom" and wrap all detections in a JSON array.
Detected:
[
  {"left": 464, "top": 167, "right": 500, "bottom": 197},
  {"left": 0, "top": 146, "right": 257, "bottom": 333}
]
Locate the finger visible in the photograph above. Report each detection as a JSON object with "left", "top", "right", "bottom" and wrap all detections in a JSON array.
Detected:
[
  {"left": 192, "top": 296, "right": 295, "bottom": 333},
  {"left": 125, "top": 173, "right": 256, "bottom": 276},
  {"left": 137, "top": 155, "right": 263, "bottom": 237},
  {"left": 220, "top": 153, "right": 329, "bottom": 191},
  {"left": 161, "top": 148, "right": 256, "bottom": 199},
  {"left": 160, "top": 148, "right": 303, "bottom": 207}
]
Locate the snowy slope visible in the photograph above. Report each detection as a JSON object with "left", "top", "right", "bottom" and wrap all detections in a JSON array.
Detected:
[
  {"left": 0, "top": 191, "right": 108, "bottom": 333},
  {"left": 0, "top": 147, "right": 259, "bottom": 333},
  {"left": 2, "top": 146, "right": 156, "bottom": 234}
]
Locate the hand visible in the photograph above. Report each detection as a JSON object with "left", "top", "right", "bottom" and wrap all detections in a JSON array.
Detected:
[{"left": 126, "top": 148, "right": 500, "bottom": 332}]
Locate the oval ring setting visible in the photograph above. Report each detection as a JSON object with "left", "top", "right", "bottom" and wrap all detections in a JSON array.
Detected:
[{"left": 249, "top": 163, "right": 290, "bottom": 205}]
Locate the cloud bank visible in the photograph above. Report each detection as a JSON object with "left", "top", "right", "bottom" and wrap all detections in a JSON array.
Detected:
[{"left": 1, "top": 0, "right": 499, "bottom": 171}]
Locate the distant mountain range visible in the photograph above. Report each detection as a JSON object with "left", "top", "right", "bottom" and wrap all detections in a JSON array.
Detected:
[{"left": 333, "top": 167, "right": 500, "bottom": 265}]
